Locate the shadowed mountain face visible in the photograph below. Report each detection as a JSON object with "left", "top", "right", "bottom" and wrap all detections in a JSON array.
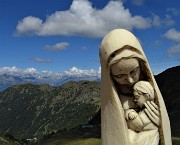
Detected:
[
  {"left": 0, "top": 66, "right": 179, "bottom": 141},
  {"left": 0, "top": 81, "right": 100, "bottom": 140},
  {"left": 155, "top": 66, "right": 180, "bottom": 136}
]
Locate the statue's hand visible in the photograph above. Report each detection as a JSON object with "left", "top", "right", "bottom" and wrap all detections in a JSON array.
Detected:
[
  {"left": 144, "top": 101, "right": 160, "bottom": 127},
  {"left": 129, "top": 112, "right": 138, "bottom": 120}
]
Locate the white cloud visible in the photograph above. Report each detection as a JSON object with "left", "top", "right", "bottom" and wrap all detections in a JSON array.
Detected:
[
  {"left": 0, "top": 66, "right": 38, "bottom": 76},
  {"left": 154, "top": 40, "right": 162, "bottom": 46},
  {"left": 0, "top": 66, "right": 101, "bottom": 90},
  {"left": 15, "top": 0, "right": 151, "bottom": 38},
  {"left": 42, "top": 70, "right": 53, "bottom": 74},
  {"left": 0, "top": 66, "right": 21, "bottom": 75},
  {"left": 164, "top": 28, "right": 180, "bottom": 58},
  {"left": 81, "top": 46, "right": 88, "bottom": 51},
  {"left": 167, "top": 44, "right": 180, "bottom": 57},
  {"left": 164, "top": 28, "right": 180, "bottom": 42},
  {"left": 98, "top": 67, "right": 101, "bottom": 77},
  {"left": 24, "top": 68, "right": 37, "bottom": 74},
  {"left": 152, "top": 14, "right": 175, "bottom": 27},
  {"left": 16, "top": 16, "right": 43, "bottom": 35},
  {"left": 163, "top": 15, "right": 175, "bottom": 26},
  {"left": 43, "top": 42, "right": 69, "bottom": 51},
  {"left": 167, "top": 8, "right": 180, "bottom": 16},
  {"left": 64, "top": 66, "right": 99, "bottom": 77},
  {"left": 152, "top": 15, "right": 161, "bottom": 27},
  {"left": 0, "top": 66, "right": 100, "bottom": 77},
  {"left": 0, "top": 66, "right": 100, "bottom": 82},
  {"left": 32, "top": 57, "right": 52, "bottom": 63}
]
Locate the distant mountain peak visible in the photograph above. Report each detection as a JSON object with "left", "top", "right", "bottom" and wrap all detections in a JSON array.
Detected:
[{"left": 0, "top": 67, "right": 100, "bottom": 92}]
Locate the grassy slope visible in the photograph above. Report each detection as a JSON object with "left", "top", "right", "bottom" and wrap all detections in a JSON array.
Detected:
[
  {"left": 0, "top": 81, "right": 100, "bottom": 140},
  {"left": 172, "top": 137, "right": 180, "bottom": 145},
  {"left": 1, "top": 136, "right": 179, "bottom": 145},
  {"left": 33, "top": 138, "right": 100, "bottom": 145},
  {"left": 0, "top": 134, "right": 20, "bottom": 145},
  {"left": 32, "top": 128, "right": 101, "bottom": 145},
  {"left": 32, "top": 137, "right": 180, "bottom": 145},
  {"left": 31, "top": 127, "right": 179, "bottom": 145}
]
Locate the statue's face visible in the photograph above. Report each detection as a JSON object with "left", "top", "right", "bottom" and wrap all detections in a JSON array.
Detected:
[
  {"left": 111, "top": 58, "right": 140, "bottom": 86},
  {"left": 133, "top": 90, "right": 148, "bottom": 108}
]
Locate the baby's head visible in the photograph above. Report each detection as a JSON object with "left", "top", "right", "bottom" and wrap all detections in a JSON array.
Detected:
[{"left": 133, "top": 81, "right": 154, "bottom": 108}]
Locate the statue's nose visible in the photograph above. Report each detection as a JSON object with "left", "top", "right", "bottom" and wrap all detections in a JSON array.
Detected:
[{"left": 127, "top": 75, "right": 134, "bottom": 84}]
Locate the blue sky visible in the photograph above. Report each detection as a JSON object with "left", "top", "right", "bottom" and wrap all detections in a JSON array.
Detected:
[{"left": 0, "top": 0, "right": 180, "bottom": 75}]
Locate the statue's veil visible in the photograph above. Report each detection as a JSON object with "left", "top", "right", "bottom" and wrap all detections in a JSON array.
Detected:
[{"left": 100, "top": 29, "right": 171, "bottom": 145}]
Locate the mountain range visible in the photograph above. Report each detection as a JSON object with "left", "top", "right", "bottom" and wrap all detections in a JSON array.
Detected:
[
  {"left": 0, "top": 65, "right": 179, "bottom": 144},
  {"left": 0, "top": 67, "right": 100, "bottom": 92}
]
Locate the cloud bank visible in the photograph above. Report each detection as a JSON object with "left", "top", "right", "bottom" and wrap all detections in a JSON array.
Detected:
[
  {"left": 164, "top": 28, "right": 180, "bottom": 58},
  {"left": 167, "top": 44, "right": 180, "bottom": 57},
  {"left": 15, "top": 0, "right": 151, "bottom": 38},
  {"left": 164, "top": 28, "right": 180, "bottom": 42},
  {"left": 0, "top": 66, "right": 38, "bottom": 75},
  {"left": 0, "top": 66, "right": 100, "bottom": 78}
]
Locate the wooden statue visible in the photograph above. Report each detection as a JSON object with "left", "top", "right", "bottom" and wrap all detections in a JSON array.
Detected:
[{"left": 99, "top": 29, "right": 172, "bottom": 145}]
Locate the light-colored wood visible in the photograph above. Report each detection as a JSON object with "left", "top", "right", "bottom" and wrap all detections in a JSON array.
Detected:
[{"left": 100, "top": 29, "right": 172, "bottom": 145}]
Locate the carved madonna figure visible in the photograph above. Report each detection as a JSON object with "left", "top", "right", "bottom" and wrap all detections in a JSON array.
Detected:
[{"left": 99, "top": 29, "right": 171, "bottom": 145}]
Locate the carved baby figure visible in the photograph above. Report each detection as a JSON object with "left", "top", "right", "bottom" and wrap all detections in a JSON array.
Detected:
[{"left": 126, "top": 81, "right": 159, "bottom": 132}]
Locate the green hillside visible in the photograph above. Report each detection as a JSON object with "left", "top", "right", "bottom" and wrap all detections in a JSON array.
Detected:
[
  {"left": 31, "top": 137, "right": 180, "bottom": 145},
  {"left": 0, "top": 134, "right": 20, "bottom": 145},
  {"left": 34, "top": 138, "right": 100, "bottom": 145},
  {"left": 0, "top": 81, "right": 100, "bottom": 140},
  {"left": 172, "top": 137, "right": 180, "bottom": 145},
  {"left": 32, "top": 128, "right": 101, "bottom": 145}
]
